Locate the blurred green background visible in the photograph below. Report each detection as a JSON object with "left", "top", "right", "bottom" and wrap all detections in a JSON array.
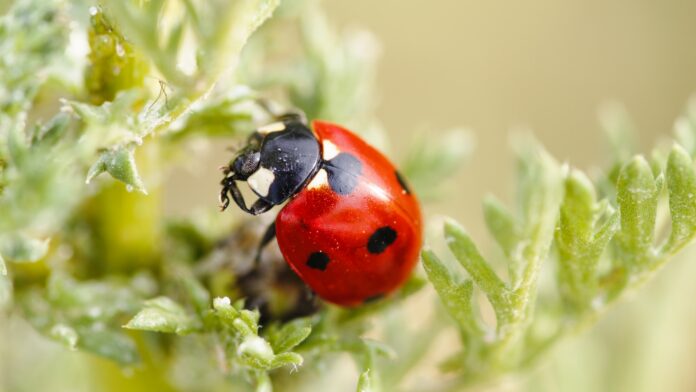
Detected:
[
  {"left": 3, "top": 0, "right": 696, "bottom": 391},
  {"left": 142, "top": 1, "right": 696, "bottom": 390},
  {"left": 169, "top": 0, "right": 696, "bottom": 237},
  {"left": 325, "top": 2, "right": 696, "bottom": 391},
  {"left": 147, "top": 1, "right": 696, "bottom": 390}
]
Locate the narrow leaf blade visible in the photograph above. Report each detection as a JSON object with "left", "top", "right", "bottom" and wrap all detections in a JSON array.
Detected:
[
  {"left": 665, "top": 144, "right": 696, "bottom": 253},
  {"left": 269, "top": 352, "right": 303, "bottom": 370},
  {"left": 443, "top": 219, "right": 506, "bottom": 302},
  {"left": 616, "top": 156, "right": 658, "bottom": 263},
  {"left": 482, "top": 195, "right": 519, "bottom": 258},
  {"left": 86, "top": 146, "right": 147, "bottom": 194},
  {"left": 357, "top": 369, "right": 378, "bottom": 392},
  {"left": 75, "top": 326, "right": 140, "bottom": 365},
  {"left": 557, "top": 170, "right": 597, "bottom": 248},
  {"left": 421, "top": 249, "right": 480, "bottom": 336},
  {"left": 124, "top": 296, "right": 198, "bottom": 335},
  {"left": 268, "top": 317, "right": 312, "bottom": 353}
]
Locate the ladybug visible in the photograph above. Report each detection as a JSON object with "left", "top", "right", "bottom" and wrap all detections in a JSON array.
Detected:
[{"left": 219, "top": 113, "right": 422, "bottom": 306}]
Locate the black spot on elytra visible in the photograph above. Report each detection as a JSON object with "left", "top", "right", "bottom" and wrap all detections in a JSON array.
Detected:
[
  {"left": 306, "top": 251, "right": 330, "bottom": 271},
  {"left": 367, "top": 226, "right": 397, "bottom": 254},
  {"left": 395, "top": 170, "right": 411, "bottom": 194},
  {"left": 324, "top": 152, "right": 362, "bottom": 195}
]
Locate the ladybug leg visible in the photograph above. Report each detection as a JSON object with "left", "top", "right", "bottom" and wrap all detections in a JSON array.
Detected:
[
  {"left": 220, "top": 175, "right": 274, "bottom": 215},
  {"left": 220, "top": 175, "right": 252, "bottom": 212},
  {"left": 219, "top": 180, "right": 233, "bottom": 211},
  {"left": 219, "top": 176, "right": 239, "bottom": 212},
  {"left": 254, "top": 222, "right": 276, "bottom": 263},
  {"left": 248, "top": 198, "right": 273, "bottom": 215}
]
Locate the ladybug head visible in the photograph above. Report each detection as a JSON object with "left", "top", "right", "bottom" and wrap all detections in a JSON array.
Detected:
[
  {"left": 230, "top": 144, "right": 262, "bottom": 180},
  {"left": 220, "top": 116, "right": 322, "bottom": 215}
]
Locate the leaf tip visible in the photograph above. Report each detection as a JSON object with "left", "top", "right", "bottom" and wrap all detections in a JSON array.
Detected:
[{"left": 443, "top": 218, "right": 471, "bottom": 247}]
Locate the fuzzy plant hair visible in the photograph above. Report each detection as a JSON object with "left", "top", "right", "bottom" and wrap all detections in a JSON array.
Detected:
[{"left": 1, "top": 0, "right": 696, "bottom": 391}]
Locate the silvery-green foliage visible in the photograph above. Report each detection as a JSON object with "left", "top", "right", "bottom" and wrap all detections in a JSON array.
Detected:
[
  {"left": 423, "top": 111, "right": 696, "bottom": 385},
  {"left": 2, "top": 0, "right": 696, "bottom": 391}
]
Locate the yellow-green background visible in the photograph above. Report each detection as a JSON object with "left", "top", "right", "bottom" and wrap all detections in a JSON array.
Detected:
[
  {"left": 168, "top": 1, "right": 696, "bottom": 390},
  {"left": 4, "top": 1, "right": 696, "bottom": 391}
]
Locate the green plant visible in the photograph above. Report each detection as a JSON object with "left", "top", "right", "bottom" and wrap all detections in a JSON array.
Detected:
[
  {"left": 422, "top": 131, "right": 696, "bottom": 387},
  {"left": 2, "top": 0, "right": 696, "bottom": 391}
]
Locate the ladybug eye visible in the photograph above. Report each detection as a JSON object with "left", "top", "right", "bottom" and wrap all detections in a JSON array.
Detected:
[{"left": 233, "top": 151, "right": 261, "bottom": 178}]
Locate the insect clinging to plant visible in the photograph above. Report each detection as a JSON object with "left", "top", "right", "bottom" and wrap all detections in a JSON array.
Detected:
[{"left": 220, "top": 113, "right": 422, "bottom": 306}]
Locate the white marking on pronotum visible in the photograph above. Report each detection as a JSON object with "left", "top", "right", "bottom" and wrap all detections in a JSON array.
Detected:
[
  {"left": 322, "top": 140, "right": 340, "bottom": 160},
  {"left": 307, "top": 168, "right": 329, "bottom": 190},
  {"left": 247, "top": 167, "right": 275, "bottom": 197},
  {"left": 257, "top": 122, "right": 286, "bottom": 134}
]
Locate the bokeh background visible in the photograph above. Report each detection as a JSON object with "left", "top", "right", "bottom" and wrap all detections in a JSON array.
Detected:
[
  {"left": 332, "top": 2, "right": 696, "bottom": 391},
  {"left": 159, "top": 1, "right": 696, "bottom": 390},
  {"left": 322, "top": 2, "right": 696, "bottom": 391},
  {"left": 169, "top": 0, "right": 696, "bottom": 239},
  {"left": 4, "top": 1, "right": 696, "bottom": 391}
]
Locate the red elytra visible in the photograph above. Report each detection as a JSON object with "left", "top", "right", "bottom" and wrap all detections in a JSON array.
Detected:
[{"left": 275, "top": 121, "right": 422, "bottom": 306}]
